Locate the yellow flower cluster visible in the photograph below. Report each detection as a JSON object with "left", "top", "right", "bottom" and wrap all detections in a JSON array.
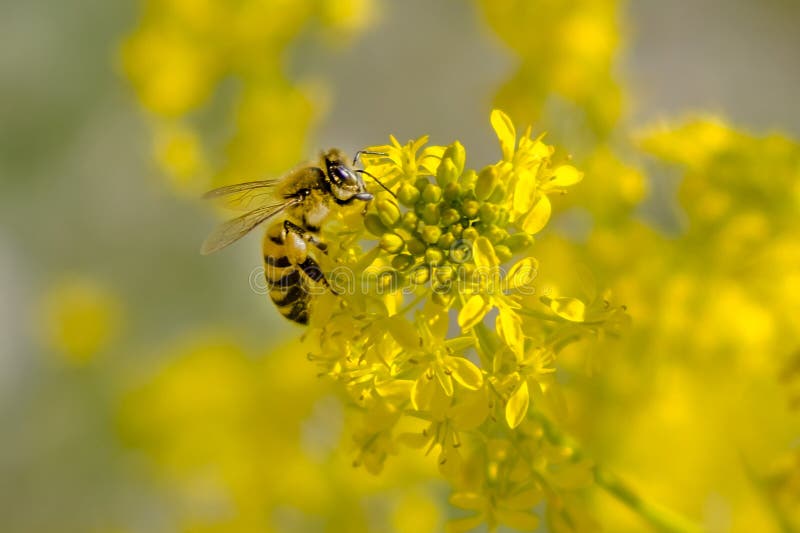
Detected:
[
  {"left": 119, "top": 337, "right": 443, "bottom": 533},
  {"left": 635, "top": 120, "right": 800, "bottom": 530},
  {"left": 301, "top": 111, "right": 626, "bottom": 531},
  {"left": 122, "top": 0, "right": 373, "bottom": 193},
  {"left": 524, "top": 118, "right": 800, "bottom": 531},
  {"left": 477, "top": 0, "right": 624, "bottom": 138}
]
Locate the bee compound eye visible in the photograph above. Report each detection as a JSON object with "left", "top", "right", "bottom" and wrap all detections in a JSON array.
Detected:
[{"left": 331, "top": 165, "right": 356, "bottom": 185}]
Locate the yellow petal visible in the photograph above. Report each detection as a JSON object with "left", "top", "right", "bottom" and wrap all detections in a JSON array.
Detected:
[
  {"left": 444, "top": 336, "right": 475, "bottom": 353},
  {"left": 426, "top": 308, "right": 449, "bottom": 341},
  {"left": 458, "top": 294, "right": 490, "bottom": 330},
  {"left": 472, "top": 236, "right": 499, "bottom": 269},
  {"left": 496, "top": 509, "right": 539, "bottom": 531},
  {"left": 506, "top": 257, "right": 539, "bottom": 291},
  {"left": 490, "top": 109, "right": 516, "bottom": 160},
  {"left": 385, "top": 316, "right": 421, "bottom": 350},
  {"left": 446, "top": 356, "right": 484, "bottom": 390},
  {"left": 449, "top": 492, "right": 485, "bottom": 510},
  {"left": 497, "top": 308, "right": 524, "bottom": 361},
  {"left": 549, "top": 164, "right": 583, "bottom": 187},
  {"left": 375, "top": 379, "right": 414, "bottom": 399},
  {"left": 505, "top": 380, "right": 530, "bottom": 429},
  {"left": 520, "top": 194, "right": 551, "bottom": 234},
  {"left": 512, "top": 168, "right": 537, "bottom": 215},
  {"left": 543, "top": 296, "right": 586, "bottom": 322},
  {"left": 411, "top": 373, "right": 433, "bottom": 410},
  {"left": 435, "top": 364, "right": 454, "bottom": 396},
  {"left": 448, "top": 390, "right": 489, "bottom": 429}
]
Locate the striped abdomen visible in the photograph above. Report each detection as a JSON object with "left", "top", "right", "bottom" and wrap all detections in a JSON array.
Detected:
[{"left": 262, "top": 220, "right": 326, "bottom": 325}]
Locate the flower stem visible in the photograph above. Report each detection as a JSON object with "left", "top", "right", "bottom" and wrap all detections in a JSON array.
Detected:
[
  {"left": 593, "top": 466, "right": 706, "bottom": 533},
  {"left": 533, "top": 412, "right": 705, "bottom": 533}
]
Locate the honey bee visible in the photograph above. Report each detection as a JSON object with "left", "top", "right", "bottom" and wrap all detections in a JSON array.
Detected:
[{"left": 201, "top": 149, "right": 390, "bottom": 324}]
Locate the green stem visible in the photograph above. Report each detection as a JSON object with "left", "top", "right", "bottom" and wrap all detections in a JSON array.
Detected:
[
  {"left": 532, "top": 412, "right": 706, "bottom": 533},
  {"left": 594, "top": 466, "right": 706, "bottom": 533}
]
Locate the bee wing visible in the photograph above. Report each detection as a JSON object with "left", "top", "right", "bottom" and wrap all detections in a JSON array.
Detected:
[
  {"left": 200, "top": 199, "right": 298, "bottom": 255},
  {"left": 203, "top": 179, "right": 281, "bottom": 211}
]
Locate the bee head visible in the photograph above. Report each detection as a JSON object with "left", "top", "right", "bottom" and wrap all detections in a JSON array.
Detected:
[{"left": 323, "top": 149, "right": 373, "bottom": 204}]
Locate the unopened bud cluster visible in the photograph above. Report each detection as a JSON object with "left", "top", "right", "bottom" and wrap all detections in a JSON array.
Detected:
[{"left": 364, "top": 140, "right": 539, "bottom": 304}]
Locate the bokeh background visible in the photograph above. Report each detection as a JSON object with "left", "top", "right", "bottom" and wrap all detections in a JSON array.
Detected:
[{"left": 2, "top": 0, "right": 799, "bottom": 531}]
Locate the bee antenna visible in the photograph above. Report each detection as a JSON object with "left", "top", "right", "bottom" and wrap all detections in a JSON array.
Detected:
[
  {"left": 356, "top": 169, "right": 396, "bottom": 198},
  {"left": 352, "top": 150, "right": 388, "bottom": 166}
]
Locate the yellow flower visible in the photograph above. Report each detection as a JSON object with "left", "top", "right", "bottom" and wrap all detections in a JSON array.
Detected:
[
  {"left": 41, "top": 277, "right": 122, "bottom": 364},
  {"left": 477, "top": 0, "right": 625, "bottom": 137},
  {"left": 122, "top": 0, "right": 374, "bottom": 193},
  {"left": 303, "top": 110, "right": 625, "bottom": 529}
]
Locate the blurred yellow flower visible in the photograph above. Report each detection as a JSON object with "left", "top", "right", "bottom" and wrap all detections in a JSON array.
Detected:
[
  {"left": 155, "top": 122, "right": 210, "bottom": 192},
  {"left": 477, "top": 0, "right": 625, "bottom": 138},
  {"left": 119, "top": 335, "right": 438, "bottom": 532},
  {"left": 41, "top": 277, "right": 122, "bottom": 364},
  {"left": 122, "top": 0, "right": 374, "bottom": 193}
]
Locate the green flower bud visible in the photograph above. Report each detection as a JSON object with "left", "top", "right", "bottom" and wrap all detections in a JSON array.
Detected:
[
  {"left": 441, "top": 208, "right": 461, "bottom": 226},
  {"left": 486, "top": 225, "right": 509, "bottom": 244},
  {"left": 421, "top": 225, "right": 442, "bottom": 244},
  {"left": 459, "top": 168, "right": 478, "bottom": 190},
  {"left": 450, "top": 242, "right": 471, "bottom": 263},
  {"left": 462, "top": 199, "right": 480, "bottom": 219},
  {"left": 414, "top": 177, "right": 430, "bottom": 191},
  {"left": 462, "top": 226, "right": 479, "bottom": 242},
  {"left": 422, "top": 183, "right": 443, "bottom": 203},
  {"left": 364, "top": 213, "right": 388, "bottom": 236},
  {"left": 488, "top": 184, "right": 507, "bottom": 204},
  {"left": 422, "top": 203, "right": 440, "bottom": 225},
  {"left": 379, "top": 232, "right": 405, "bottom": 254},
  {"left": 496, "top": 207, "right": 510, "bottom": 227},
  {"left": 437, "top": 231, "right": 455, "bottom": 250},
  {"left": 443, "top": 181, "right": 461, "bottom": 202},
  {"left": 409, "top": 264, "right": 430, "bottom": 284},
  {"left": 401, "top": 211, "right": 418, "bottom": 231},
  {"left": 377, "top": 197, "right": 401, "bottom": 227},
  {"left": 444, "top": 141, "right": 466, "bottom": 175},
  {"left": 475, "top": 166, "right": 499, "bottom": 201},
  {"left": 479, "top": 203, "right": 498, "bottom": 224},
  {"left": 434, "top": 264, "right": 454, "bottom": 283},
  {"left": 425, "top": 247, "right": 444, "bottom": 265},
  {"left": 436, "top": 158, "right": 459, "bottom": 186},
  {"left": 503, "top": 232, "right": 534, "bottom": 252},
  {"left": 397, "top": 183, "right": 420, "bottom": 207},
  {"left": 449, "top": 223, "right": 463, "bottom": 238},
  {"left": 494, "top": 244, "right": 513, "bottom": 263},
  {"left": 391, "top": 254, "right": 415, "bottom": 271},
  {"left": 406, "top": 237, "right": 427, "bottom": 256}
]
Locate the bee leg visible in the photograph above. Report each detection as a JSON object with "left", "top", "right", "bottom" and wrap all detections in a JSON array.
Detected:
[
  {"left": 283, "top": 221, "right": 339, "bottom": 295},
  {"left": 284, "top": 220, "right": 328, "bottom": 254},
  {"left": 296, "top": 255, "right": 340, "bottom": 296}
]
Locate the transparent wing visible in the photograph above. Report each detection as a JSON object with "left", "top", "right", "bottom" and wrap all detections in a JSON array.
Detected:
[
  {"left": 200, "top": 200, "right": 296, "bottom": 255},
  {"left": 203, "top": 180, "right": 281, "bottom": 211}
]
